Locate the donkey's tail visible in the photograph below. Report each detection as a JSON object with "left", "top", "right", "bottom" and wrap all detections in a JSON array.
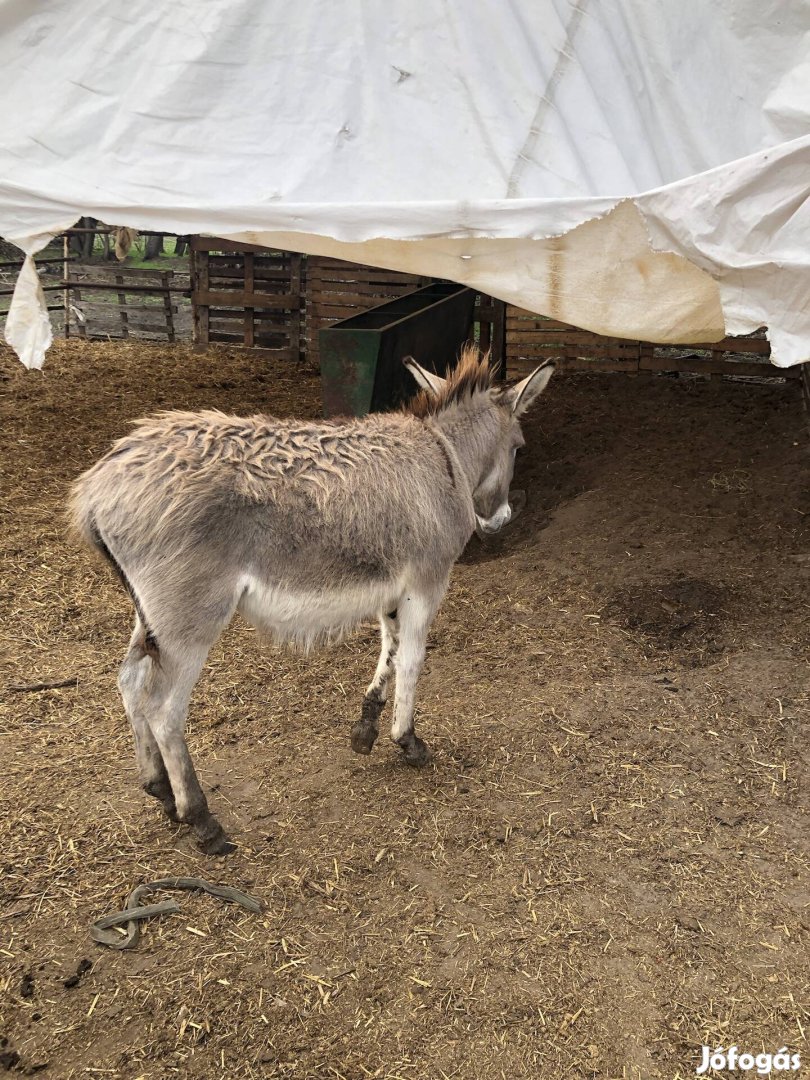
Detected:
[
  {"left": 67, "top": 470, "right": 99, "bottom": 551},
  {"left": 68, "top": 471, "right": 160, "bottom": 659}
]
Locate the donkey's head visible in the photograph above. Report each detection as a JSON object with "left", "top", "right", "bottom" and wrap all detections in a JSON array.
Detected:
[{"left": 404, "top": 349, "right": 555, "bottom": 535}]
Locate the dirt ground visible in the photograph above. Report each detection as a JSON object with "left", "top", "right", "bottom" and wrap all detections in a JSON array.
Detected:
[{"left": 0, "top": 341, "right": 808, "bottom": 1080}]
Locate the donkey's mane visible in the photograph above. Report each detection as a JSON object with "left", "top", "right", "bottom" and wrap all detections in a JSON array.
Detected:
[{"left": 406, "top": 345, "right": 495, "bottom": 418}]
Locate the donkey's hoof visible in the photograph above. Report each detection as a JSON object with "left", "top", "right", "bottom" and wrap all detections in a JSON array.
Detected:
[
  {"left": 195, "top": 819, "right": 233, "bottom": 856},
  {"left": 198, "top": 832, "right": 235, "bottom": 857},
  {"left": 351, "top": 721, "right": 378, "bottom": 755},
  {"left": 398, "top": 735, "right": 431, "bottom": 767}
]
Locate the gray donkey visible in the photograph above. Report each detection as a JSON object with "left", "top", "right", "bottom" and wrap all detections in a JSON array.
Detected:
[{"left": 70, "top": 348, "right": 554, "bottom": 853}]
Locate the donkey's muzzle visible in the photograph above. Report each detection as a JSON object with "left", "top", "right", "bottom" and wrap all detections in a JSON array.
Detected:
[{"left": 475, "top": 502, "right": 512, "bottom": 537}]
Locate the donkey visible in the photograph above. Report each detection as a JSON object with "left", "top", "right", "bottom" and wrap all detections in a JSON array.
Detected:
[{"left": 70, "top": 348, "right": 554, "bottom": 853}]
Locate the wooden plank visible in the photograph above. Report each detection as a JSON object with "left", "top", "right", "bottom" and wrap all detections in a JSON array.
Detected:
[
  {"left": 507, "top": 310, "right": 592, "bottom": 328},
  {"left": 65, "top": 267, "right": 185, "bottom": 283},
  {"left": 307, "top": 289, "right": 425, "bottom": 308},
  {"left": 195, "top": 288, "right": 301, "bottom": 310},
  {"left": 640, "top": 354, "right": 795, "bottom": 378},
  {"left": 0, "top": 257, "right": 77, "bottom": 268},
  {"left": 688, "top": 337, "right": 770, "bottom": 355},
  {"left": 307, "top": 270, "right": 423, "bottom": 284},
  {"left": 191, "top": 236, "right": 274, "bottom": 255},
  {"left": 114, "top": 316, "right": 180, "bottom": 332},
  {"left": 307, "top": 272, "right": 422, "bottom": 287},
  {"left": 308, "top": 279, "right": 422, "bottom": 295},
  {"left": 557, "top": 357, "right": 642, "bottom": 372},
  {"left": 307, "top": 304, "right": 392, "bottom": 322},
  {"left": 307, "top": 267, "right": 421, "bottom": 282},
  {"left": 507, "top": 327, "right": 636, "bottom": 346},
  {"left": 69, "top": 299, "right": 179, "bottom": 314},
  {"left": 0, "top": 283, "right": 68, "bottom": 295},
  {"left": 509, "top": 344, "right": 641, "bottom": 358},
  {"left": 62, "top": 280, "right": 188, "bottom": 295},
  {"left": 207, "top": 267, "right": 293, "bottom": 283},
  {"left": 0, "top": 305, "right": 64, "bottom": 315},
  {"left": 208, "top": 309, "right": 293, "bottom": 323}
]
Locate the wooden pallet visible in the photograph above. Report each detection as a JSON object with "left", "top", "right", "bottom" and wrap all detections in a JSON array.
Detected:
[
  {"left": 65, "top": 267, "right": 186, "bottom": 342},
  {"left": 191, "top": 238, "right": 303, "bottom": 359},
  {"left": 304, "top": 258, "right": 430, "bottom": 367},
  {"left": 506, "top": 308, "right": 799, "bottom": 380}
]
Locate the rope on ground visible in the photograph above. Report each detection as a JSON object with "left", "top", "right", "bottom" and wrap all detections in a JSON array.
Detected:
[{"left": 89, "top": 876, "right": 262, "bottom": 950}]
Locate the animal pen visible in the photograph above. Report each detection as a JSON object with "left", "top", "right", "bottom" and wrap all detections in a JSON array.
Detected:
[
  {"left": 3, "top": 229, "right": 805, "bottom": 403},
  {"left": 2, "top": 2, "right": 809, "bottom": 1078},
  {"left": 188, "top": 238, "right": 800, "bottom": 386},
  {"left": 2, "top": 326, "right": 808, "bottom": 1080}
]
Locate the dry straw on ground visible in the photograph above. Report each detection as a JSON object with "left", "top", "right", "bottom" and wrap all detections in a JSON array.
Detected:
[{"left": 0, "top": 341, "right": 808, "bottom": 1079}]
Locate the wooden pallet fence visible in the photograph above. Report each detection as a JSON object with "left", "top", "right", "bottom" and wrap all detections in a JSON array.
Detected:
[
  {"left": 304, "top": 258, "right": 431, "bottom": 367},
  {"left": 65, "top": 267, "right": 187, "bottom": 342},
  {"left": 191, "top": 238, "right": 303, "bottom": 359},
  {"left": 507, "top": 309, "right": 642, "bottom": 371},
  {"left": 189, "top": 239, "right": 510, "bottom": 369},
  {"left": 506, "top": 308, "right": 799, "bottom": 380},
  {"left": 0, "top": 280, "right": 66, "bottom": 323}
]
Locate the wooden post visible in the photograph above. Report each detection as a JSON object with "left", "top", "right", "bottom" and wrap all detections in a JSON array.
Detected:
[
  {"left": 289, "top": 253, "right": 303, "bottom": 362},
  {"left": 478, "top": 293, "right": 493, "bottom": 354},
  {"left": 115, "top": 273, "right": 129, "bottom": 339},
  {"left": 709, "top": 346, "right": 724, "bottom": 381},
  {"left": 637, "top": 340, "right": 652, "bottom": 377},
  {"left": 243, "top": 252, "right": 255, "bottom": 348},
  {"left": 62, "top": 234, "right": 70, "bottom": 339},
  {"left": 72, "top": 282, "right": 86, "bottom": 339},
  {"left": 161, "top": 270, "right": 175, "bottom": 343},
  {"left": 491, "top": 298, "right": 506, "bottom": 380},
  {"left": 193, "top": 247, "right": 210, "bottom": 349}
]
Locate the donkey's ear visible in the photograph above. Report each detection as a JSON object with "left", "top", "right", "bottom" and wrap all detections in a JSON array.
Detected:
[
  {"left": 507, "top": 361, "right": 555, "bottom": 416},
  {"left": 403, "top": 356, "right": 448, "bottom": 398}
]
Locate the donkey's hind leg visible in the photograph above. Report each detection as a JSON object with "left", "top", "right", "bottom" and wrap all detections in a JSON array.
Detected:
[
  {"left": 143, "top": 640, "right": 231, "bottom": 855},
  {"left": 351, "top": 610, "right": 398, "bottom": 755},
  {"left": 118, "top": 619, "right": 177, "bottom": 821}
]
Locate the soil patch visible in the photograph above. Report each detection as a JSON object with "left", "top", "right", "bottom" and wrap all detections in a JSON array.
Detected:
[{"left": 0, "top": 341, "right": 808, "bottom": 1079}]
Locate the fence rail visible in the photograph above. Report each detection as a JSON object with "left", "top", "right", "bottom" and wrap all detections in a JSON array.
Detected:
[{"left": 64, "top": 267, "right": 189, "bottom": 342}]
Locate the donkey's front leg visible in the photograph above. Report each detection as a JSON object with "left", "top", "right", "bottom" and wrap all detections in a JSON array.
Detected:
[
  {"left": 390, "top": 587, "right": 443, "bottom": 766},
  {"left": 352, "top": 610, "right": 398, "bottom": 754}
]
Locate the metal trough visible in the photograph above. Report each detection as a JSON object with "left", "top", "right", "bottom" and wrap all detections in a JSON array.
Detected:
[{"left": 319, "top": 282, "right": 475, "bottom": 417}]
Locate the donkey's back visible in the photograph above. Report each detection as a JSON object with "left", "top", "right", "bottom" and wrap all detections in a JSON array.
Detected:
[{"left": 75, "top": 409, "right": 466, "bottom": 560}]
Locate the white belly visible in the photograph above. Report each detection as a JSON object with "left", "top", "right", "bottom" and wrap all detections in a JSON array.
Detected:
[{"left": 236, "top": 574, "right": 401, "bottom": 650}]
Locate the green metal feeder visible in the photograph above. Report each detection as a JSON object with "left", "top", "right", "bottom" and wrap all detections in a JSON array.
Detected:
[{"left": 319, "top": 282, "right": 476, "bottom": 417}]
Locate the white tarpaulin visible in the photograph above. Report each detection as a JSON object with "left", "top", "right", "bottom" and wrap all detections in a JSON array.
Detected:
[{"left": 1, "top": 0, "right": 808, "bottom": 368}]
